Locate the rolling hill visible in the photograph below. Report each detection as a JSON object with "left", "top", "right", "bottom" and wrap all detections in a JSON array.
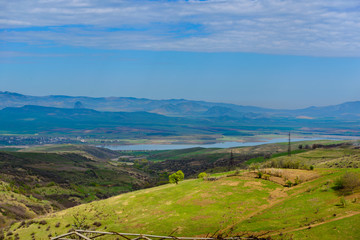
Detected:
[
  {"left": 2, "top": 92, "right": 360, "bottom": 146},
  {"left": 1, "top": 144, "right": 359, "bottom": 239},
  {"left": 0, "top": 149, "right": 154, "bottom": 229},
  {"left": 1, "top": 104, "right": 360, "bottom": 143},
  {"left": 4, "top": 168, "right": 360, "bottom": 239},
  {"left": 0, "top": 105, "right": 203, "bottom": 137}
]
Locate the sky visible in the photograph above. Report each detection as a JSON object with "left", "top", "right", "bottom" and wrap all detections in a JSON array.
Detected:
[{"left": 1, "top": 0, "right": 360, "bottom": 109}]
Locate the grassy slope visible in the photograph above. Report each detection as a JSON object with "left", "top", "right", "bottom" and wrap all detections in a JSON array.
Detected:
[
  {"left": 144, "top": 140, "right": 344, "bottom": 163},
  {"left": 114, "top": 140, "right": 349, "bottom": 161},
  {"left": 262, "top": 146, "right": 360, "bottom": 169},
  {"left": 0, "top": 150, "right": 152, "bottom": 230},
  {"left": 291, "top": 213, "right": 360, "bottom": 240},
  {"left": 6, "top": 168, "right": 360, "bottom": 240},
  {"left": 19, "top": 144, "right": 120, "bottom": 161},
  {"left": 0, "top": 181, "right": 54, "bottom": 229},
  {"left": 130, "top": 140, "right": 353, "bottom": 179}
]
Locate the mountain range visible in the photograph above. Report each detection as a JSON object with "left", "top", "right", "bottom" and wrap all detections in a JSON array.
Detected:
[
  {"left": 1, "top": 91, "right": 360, "bottom": 120},
  {"left": 1, "top": 91, "right": 360, "bottom": 140}
]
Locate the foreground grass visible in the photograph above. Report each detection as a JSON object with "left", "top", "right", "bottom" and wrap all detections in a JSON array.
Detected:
[
  {"left": 291, "top": 213, "right": 360, "bottom": 239},
  {"left": 264, "top": 147, "right": 360, "bottom": 169},
  {"left": 5, "top": 168, "right": 360, "bottom": 239},
  {"left": 0, "top": 181, "right": 54, "bottom": 229}
]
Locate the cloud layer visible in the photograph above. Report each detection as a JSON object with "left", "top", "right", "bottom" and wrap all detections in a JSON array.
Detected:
[{"left": 1, "top": 0, "right": 360, "bottom": 56}]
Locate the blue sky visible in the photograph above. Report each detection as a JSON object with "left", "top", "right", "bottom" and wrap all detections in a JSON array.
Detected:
[{"left": 1, "top": 0, "right": 360, "bottom": 109}]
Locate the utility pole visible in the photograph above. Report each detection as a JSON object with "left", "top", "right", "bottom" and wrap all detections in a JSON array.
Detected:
[{"left": 288, "top": 132, "right": 291, "bottom": 156}]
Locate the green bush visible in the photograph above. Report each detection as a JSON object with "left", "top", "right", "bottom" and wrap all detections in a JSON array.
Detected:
[
  {"left": 263, "top": 174, "right": 270, "bottom": 180},
  {"left": 333, "top": 172, "right": 360, "bottom": 194},
  {"left": 285, "top": 180, "right": 293, "bottom": 187},
  {"left": 47, "top": 182, "right": 56, "bottom": 187},
  {"left": 198, "top": 172, "right": 207, "bottom": 180},
  {"left": 262, "top": 158, "right": 306, "bottom": 170},
  {"left": 339, "top": 197, "right": 347, "bottom": 208},
  {"left": 257, "top": 171, "right": 263, "bottom": 179}
]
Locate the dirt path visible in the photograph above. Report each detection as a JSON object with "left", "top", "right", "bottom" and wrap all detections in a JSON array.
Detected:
[
  {"left": 270, "top": 211, "right": 360, "bottom": 236},
  {"left": 219, "top": 173, "right": 340, "bottom": 235},
  {"left": 219, "top": 180, "right": 299, "bottom": 233}
]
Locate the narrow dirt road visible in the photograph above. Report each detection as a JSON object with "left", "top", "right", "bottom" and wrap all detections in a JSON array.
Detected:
[{"left": 271, "top": 211, "right": 360, "bottom": 236}]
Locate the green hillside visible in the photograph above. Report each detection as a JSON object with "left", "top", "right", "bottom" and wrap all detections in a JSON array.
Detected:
[
  {"left": 19, "top": 144, "right": 120, "bottom": 161},
  {"left": 0, "top": 180, "right": 54, "bottom": 229},
  {"left": 4, "top": 167, "right": 360, "bottom": 239},
  {"left": 1, "top": 105, "right": 360, "bottom": 145},
  {"left": 0, "top": 150, "right": 153, "bottom": 230},
  {"left": 259, "top": 143, "right": 360, "bottom": 169},
  {"left": 2, "top": 141, "right": 360, "bottom": 239}
]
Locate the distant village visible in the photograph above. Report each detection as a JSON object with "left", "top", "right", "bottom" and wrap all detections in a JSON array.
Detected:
[{"left": 0, "top": 135, "right": 79, "bottom": 146}]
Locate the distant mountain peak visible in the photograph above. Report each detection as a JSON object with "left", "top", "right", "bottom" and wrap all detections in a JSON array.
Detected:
[
  {"left": 74, "top": 101, "right": 85, "bottom": 109},
  {"left": 0, "top": 91, "right": 25, "bottom": 97}
]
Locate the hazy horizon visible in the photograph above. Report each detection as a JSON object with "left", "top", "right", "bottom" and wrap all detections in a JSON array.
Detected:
[{"left": 2, "top": 89, "right": 360, "bottom": 110}]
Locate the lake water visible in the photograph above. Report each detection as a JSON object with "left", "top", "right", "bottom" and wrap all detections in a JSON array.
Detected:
[{"left": 98, "top": 137, "right": 344, "bottom": 151}]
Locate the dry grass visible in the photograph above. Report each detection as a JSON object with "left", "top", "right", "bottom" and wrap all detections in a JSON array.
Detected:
[{"left": 243, "top": 168, "right": 320, "bottom": 186}]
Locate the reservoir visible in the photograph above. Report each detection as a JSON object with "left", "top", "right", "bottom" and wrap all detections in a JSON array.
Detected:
[{"left": 98, "top": 137, "right": 346, "bottom": 151}]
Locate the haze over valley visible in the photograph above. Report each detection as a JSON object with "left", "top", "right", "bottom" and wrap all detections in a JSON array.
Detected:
[{"left": 0, "top": 91, "right": 360, "bottom": 148}]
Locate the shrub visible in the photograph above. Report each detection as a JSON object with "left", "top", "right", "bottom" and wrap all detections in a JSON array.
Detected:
[
  {"left": 39, "top": 220, "right": 47, "bottom": 225},
  {"left": 320, "top": 185, "right": 329, "bottom": 192},
  {"left": 333, "top": 172, "right": 360, "bottom": 194},
  {"left": 257, "top": 171, "right": 263, "bottom": 179},
  {"left": 198, "top": 172, "right": 207, "bottom": 179},
  {"left": 339, "top": 197, "right": 347, "bottom": 208},
  {"left": 249, "top": 163, "right": 260, "bottom": 172},
  {"left": 46, "top": 182, "right": 56, "bottom": 187},
  {"left": 294, "top": 176, "right": 301, "bottom": 186},
  {"left": 285, "top": 180, "right": 293, "bottom": 187},
  {"left": 263, "top": 153, "right": 271, "bottom": 159},
  {"left": 310, "top": 165, "right": 314, "bottom": 170},
  {"left": 93, "top": 222, "right": 102, "bottom": 227},
  {"left": 262, "top": 158, "right": 306, "bottom": 170},
  {"left": 205, "top": 177, "right": 220, "bottom": 181},
  {"left": 72, "top": 214, "right": 89, "bottom": 229},
  {"left": 263, "top": 174, "right": 270, "bottom": 180}
]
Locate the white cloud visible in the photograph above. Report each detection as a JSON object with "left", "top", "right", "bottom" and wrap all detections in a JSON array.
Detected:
[{"left": 1, "top": 0, "right": 360, "bottom": 56}]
